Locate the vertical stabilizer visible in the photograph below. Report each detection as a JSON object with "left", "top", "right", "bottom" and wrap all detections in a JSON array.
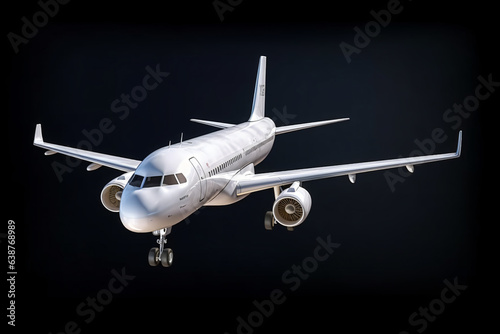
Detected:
[{"left": 248, "top": 56, "right": 266, "bottom": 121}]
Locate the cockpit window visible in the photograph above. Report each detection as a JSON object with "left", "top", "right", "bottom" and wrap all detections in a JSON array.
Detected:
[
  {"left": 129, "top": 174, "right": 144, "bottom": 187},
  {"left": 163, "top": 174, "right": 178, "bottom": 186},
  {"left": 175, "top": 173, "right": 187, "bottom": 184},
  {"left": 143, "top": 176, "right": 163, "bottom": 188},
  {"left": 129, "top": 173, "right": 187, "bottom": 188}
]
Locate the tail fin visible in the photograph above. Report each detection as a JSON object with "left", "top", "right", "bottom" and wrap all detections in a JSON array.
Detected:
[{"left": 248, "top": 56, "right": 266, "bottom": 121}]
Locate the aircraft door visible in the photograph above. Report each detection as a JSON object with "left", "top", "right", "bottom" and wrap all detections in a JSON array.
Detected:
[{"left": 189, "top": 157, "right": 206, "bottom": 201}]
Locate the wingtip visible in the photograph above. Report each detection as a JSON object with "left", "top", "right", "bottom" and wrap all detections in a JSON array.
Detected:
[
  {"left": 34, "top": 124, "right": 43, "bottom": 144},
  {"left": 456, "top": 130, "right": 462, "bottom": 157},
  {"left": 330, "top": 117, "right": 350, "bottom": 124}
]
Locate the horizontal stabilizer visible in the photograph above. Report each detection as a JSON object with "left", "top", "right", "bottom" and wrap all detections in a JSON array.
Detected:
[
  {"left": 275, "top": 118, "right": 350, "bottom": 135},
  {"left": 190, "top": 119, "right": 235, "bottom": 129}
]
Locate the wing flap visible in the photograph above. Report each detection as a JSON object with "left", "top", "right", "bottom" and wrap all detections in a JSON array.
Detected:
[{"left": 33, "top": 124, "right": 141, "bottom": 172}]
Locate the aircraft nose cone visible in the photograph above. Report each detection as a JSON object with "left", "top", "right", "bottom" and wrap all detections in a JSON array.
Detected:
[{"left": 119, "top": 188, "right": 158, "bottom": 232}]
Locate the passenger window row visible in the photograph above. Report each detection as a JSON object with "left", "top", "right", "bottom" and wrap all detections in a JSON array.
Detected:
[{"left": 208, "top": 153, "right": 242, "bottom": 177}]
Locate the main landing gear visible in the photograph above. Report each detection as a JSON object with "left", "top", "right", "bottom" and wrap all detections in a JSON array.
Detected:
[
  {"left": 263, "top": 186, "right": 294, "bottom": 231},
  {"left": 264, "top": 211, "right": 275, "bottom": 230},
  {"left": 148, "top": 227, "right": 173, "bottom": 267},
  {"left": 264, "top": 211, "right": 294, "bottom": 231}
]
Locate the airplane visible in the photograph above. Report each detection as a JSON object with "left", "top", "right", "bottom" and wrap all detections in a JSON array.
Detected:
[{"left": 33, "top": 56, "right": 462, "bottom": 267}]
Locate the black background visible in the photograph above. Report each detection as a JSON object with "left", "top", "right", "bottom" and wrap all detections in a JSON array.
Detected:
[{"left": 6, "top": 0, "right": 495, "bottom": 333}]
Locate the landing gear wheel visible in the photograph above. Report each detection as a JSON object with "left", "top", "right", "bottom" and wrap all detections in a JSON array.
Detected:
[
  {"left": 264, "top": 211, "right": 275, "bottom": 230},
  {"left": 148, "top": 247, "right": 160, "bottom": 266},
  {"left": 161, "top": 248, "right": 174, "bottom": 267},
  {"left": 149, "top": 227, "right": 174, "bottom": 268}
]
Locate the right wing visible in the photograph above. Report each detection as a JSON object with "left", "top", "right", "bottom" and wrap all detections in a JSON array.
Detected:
[
  {"left": 235, "top": 131, "right": 462, "bottom": 195},
  {"left": 33, "top": 124, "right": 141, "bottom": 172}
]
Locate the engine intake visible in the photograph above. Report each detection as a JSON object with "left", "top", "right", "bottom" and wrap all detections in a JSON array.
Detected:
[
  {"left": 100, "top": 172, "right": 134, "bottom": 212},
  {"left": 272, "top": 182, "right": 312, "bottom": 227}
]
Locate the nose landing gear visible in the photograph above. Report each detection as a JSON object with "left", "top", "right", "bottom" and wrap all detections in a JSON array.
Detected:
[{"left": 148, "top": 227, "right": 173, "bottom": 267}]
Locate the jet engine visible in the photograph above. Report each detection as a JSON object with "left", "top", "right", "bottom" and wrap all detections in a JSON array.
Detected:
[
  {"left": 272, "top": 182, "right": 312, "bottom": 227},
  {"left": 100, "top": 172, "right": 134, "bottom": 212}
]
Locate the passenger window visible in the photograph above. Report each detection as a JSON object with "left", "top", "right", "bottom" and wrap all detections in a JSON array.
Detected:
[
  {"left": 143, "top": 176, "right": 163, "bottom": 188},
  {"left": 163, "top": 174, "right": 178, "bottom": 186},
  {"left": 176, "top": 173, "right": 187, "bottom": 184},
  {"left": 129, "top": 174, "right": 144, "bottom": 187}
]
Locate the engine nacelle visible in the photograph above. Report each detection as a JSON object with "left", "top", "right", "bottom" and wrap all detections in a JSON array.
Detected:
[
  {"left": 100, "top": 172, "right": 134, "bottom": 212},
  {"left": 272, "top": 182, "right": 312, "bottom": 227}
]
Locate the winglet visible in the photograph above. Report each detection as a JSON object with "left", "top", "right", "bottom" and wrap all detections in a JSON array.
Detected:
[
  {"left": 34, "top": 124, "right": 43, "bottom": 144},
  {"left": 456, "top": 130, "right": 462, "bottom": 157}
]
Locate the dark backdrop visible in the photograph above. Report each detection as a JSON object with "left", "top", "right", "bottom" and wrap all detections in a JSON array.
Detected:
[{"left": 6, "top": 1, "right": 494, "bottom": 333}]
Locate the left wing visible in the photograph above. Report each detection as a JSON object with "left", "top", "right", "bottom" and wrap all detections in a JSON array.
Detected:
[
  {"left": 33, "top": 124, "right": 141, "bottom": 172},
  {"left": 235, "top": 131, "right": 462, "bottom": 195}
]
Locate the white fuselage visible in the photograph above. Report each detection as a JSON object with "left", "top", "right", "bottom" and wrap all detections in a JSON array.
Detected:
[{"left": 119, "top": 117, "right": 276, "bottom": 232}]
